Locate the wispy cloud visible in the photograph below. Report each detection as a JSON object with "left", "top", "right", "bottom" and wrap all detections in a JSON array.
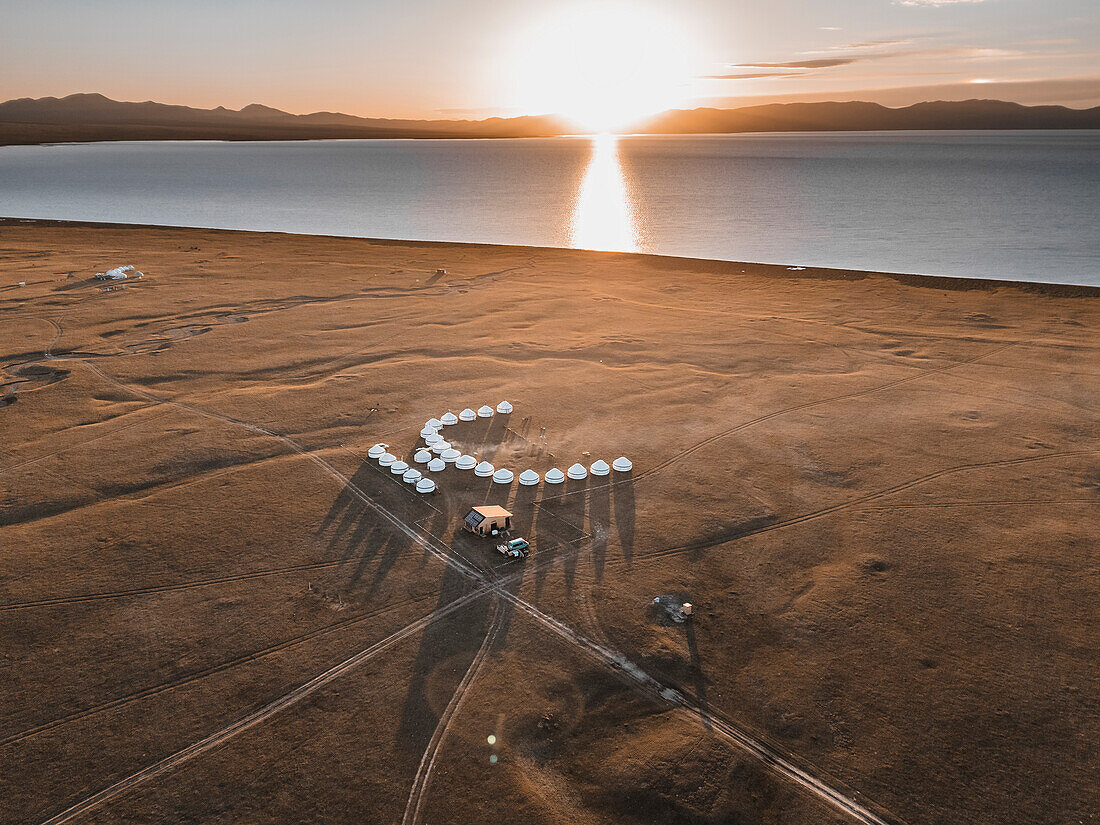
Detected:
[
  {"left": 703, "top": 71, "right": 804, "bottom": 80},
  {"left": 729, "top": 58, "right": 858, "bottom": 69}
]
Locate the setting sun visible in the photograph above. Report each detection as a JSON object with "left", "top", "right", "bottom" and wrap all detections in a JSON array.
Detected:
[{"left": 505, "top": 3, "right": 694, "bottom": 132}]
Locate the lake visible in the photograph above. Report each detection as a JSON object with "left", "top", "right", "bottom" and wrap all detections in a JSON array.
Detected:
[{"left": 0, "top": 131, "right": 1096, "bottom": 285}]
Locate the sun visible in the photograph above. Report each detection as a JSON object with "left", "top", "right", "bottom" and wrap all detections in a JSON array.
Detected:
[{"left": 505, "top": 2, "right": 694, "bottom": 133}]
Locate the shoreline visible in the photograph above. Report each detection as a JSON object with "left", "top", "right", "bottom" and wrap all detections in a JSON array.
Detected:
[{"left": 3, "top": 216, "right": 1098, "bottom": 298}]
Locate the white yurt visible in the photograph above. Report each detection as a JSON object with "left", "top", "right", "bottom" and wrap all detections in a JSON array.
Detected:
[
  {"left": 414, "top": 448, "right": 432, "bottom": 463},
  {"left": 427, "top": 457, "right": 446, "bottom": 472},
  {"left": 402, "top": 468, "right": 422, "bottom": 483},
  {"left": 590, "top": 459, "right": 610, "bottom": 476},
  {"left": 390, "top": 460, "right": 409, "bottom": 475},
  {"left": 474, "top": 461, "right": 495, "bottom": 477},
  {"left": 518, "top": 469, "right": 540, "bottom": 486},
  {"left": 419, "top": 426, "right": 437, "bottom": 439},
  {"left": 455, "top": 454, "right": 477, "bottom": 470},
  {"left": 477, "top": 405, "right": 494, "bottom": 418},
  {"left": 441, "top": 448, "right": 461, "bottom": 463},
  {"left": 431, "top": 440, "right": 451, "bottom": 454},
  {"left": 496, "top": 400, "right": 513, "bottom": 414},
  {"left": 426, "top": 418, "right": 443, "bottom": 429},
  {"left": 612, "top": 456, "right": 633, "bottom": 472},
  {"left": 379, "top": 452, "right": 396, "bottom": 467},
  {"left": 368, "top": 444, "right": 387, "bottom": 459},
  {"left": 492, "top": 468, "right": 514, "bottom": 484},
  {"left": 459, "top": 408, "right": 477, "bottom": 421},
  {"left": 416, "top": 478, "right": 437, "bottom": 493},
  {"left": 567, "top": 462, "right": 588, "bottom": 480},
  {"left": 424, "top": 432, "right": 442, "bottom": 446},
  {"left": 440, "top": 412, "right": 458, "bottom": 426},
  {"left": 544, "top": 468, "right": 565, "bottom": 484}
]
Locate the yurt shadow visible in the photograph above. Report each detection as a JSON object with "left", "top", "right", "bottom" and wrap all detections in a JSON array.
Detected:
[
  {"left": 485, "top": 412, "right": 510, "bottom": 452},
  {"left": 395, "top": 544, "right": 492, "bottom": 774},
  {"left": 684, "top": 618, "right": 711, "bottom": 729},
  {"left": 549, "top": 476, "right": 588, "bottom": 596},
  {"left": 588, "top": 480, "right": 611, "bottom": 583},
  {"left": 612, "top": 471, "right": 635, "bottom": 566}
]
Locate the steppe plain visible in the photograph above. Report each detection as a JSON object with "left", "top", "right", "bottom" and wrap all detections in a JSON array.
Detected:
[{"left": 1, "top": 219, "right": 1097, "bottom": 825}]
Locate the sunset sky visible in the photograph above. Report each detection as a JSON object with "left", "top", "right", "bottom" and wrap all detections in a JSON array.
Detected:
[{"left": 3, "top": 0, "right": 1098, "bottom": 121}]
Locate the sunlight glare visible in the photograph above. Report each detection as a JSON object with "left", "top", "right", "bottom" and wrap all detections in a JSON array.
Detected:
[
  {"left": 571, "top": 133, "right": 638, "bottom": 253},
  {"left": 507, "top": 2, "right": 693, "bottom": 132}
]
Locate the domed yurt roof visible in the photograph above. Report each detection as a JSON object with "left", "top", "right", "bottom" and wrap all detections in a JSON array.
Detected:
[
  {"left": 492, "top": 468, "right": 514, "bottom": 484},
  {"left": 518, "top": 469, "right": 540, "bottom": 486},
  {"left": 544, "top": 468, "right": 565, "bottom": 484},
  {"left": 379, "top": 452, "right": 396, "bottom": 466},
  {"left": 441, "top": 448, "right": 461, "bottom": 462},
  {"left": 416, "top": 478, "right": 437, "bottom": 493},
  {"left": 455, "top": 454, "right": 477, "bottom": 470},
  {"left": 590, "top": 459, "right": 610, "bottom": 476},
  {"left": 477, "top": 405, "right": 494, "bottom": 418},
  {"left": 431, "top": 440, "right": 451, "bottom": 454},
  {"left": 420, "top": 426, "right": 438, "bottom": 439},
  {"left": 496, "top": 400, "right": 513, "bottom": 414},
  {"left": 440, "top": 412, "right": 458, "bottom": 426},
  {"left": 459, "top": 408, "right": 477, "bottom": 421},
  {"left": 368, "top": 444, "right": 387, "bottom": 458},
  {"left": 567, "top": 463, "right": 588, "bottom": 480},
  {"left": 474, "top": 461, "right": 495, "bottom": 477},
  {"left": 402, "top": 468, "right": 422, "bottom": 483},
  {"left": 427, "top": 457, "right": 446, "bottom": 472},
  {"left": 424, "top": 432, "right": 442, "bottom": 446},
  {"left": 426, "top": 418, "right": 443, "bottom": 430},
  {"left": 612, "top": 456, "right": 633, "bottom": 472},
  {"left": 390, "top": 460, "right": 409, "bottom": 474},
  {"left": 414, "top": 449, "right": 432, "bottom": 463}
]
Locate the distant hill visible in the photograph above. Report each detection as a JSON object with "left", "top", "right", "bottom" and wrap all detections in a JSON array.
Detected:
[
  {"left": 642, "top": 99, "right": 1100, "bottom": 134},
  {"left": 0, "top": 93, "right": 1096, "bottom": 145}
]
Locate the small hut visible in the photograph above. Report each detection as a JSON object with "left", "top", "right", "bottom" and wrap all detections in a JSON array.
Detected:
[{"left": 463, "top": 505, "right": 513, "bottom": 536}]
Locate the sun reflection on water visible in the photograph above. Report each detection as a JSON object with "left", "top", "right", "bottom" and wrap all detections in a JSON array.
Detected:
[{"left": 570, "top": 133, "right": 639, "bottom": 253}]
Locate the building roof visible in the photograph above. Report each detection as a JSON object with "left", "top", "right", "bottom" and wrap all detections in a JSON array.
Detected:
[{"left": 472, "top": 505, "right": 512, "bottom": 519}]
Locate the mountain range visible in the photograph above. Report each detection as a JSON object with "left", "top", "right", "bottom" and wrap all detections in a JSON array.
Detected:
[{"left": 1, "top": 93, "right": 1096, "bottom": 145}]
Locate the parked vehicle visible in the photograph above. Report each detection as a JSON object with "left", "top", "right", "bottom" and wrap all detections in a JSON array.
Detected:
[{"left": 496, "top": 537, "right": 530, "bottom": 558}]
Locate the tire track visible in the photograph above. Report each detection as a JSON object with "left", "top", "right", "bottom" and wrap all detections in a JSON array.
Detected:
[
  {"left": 1, "top": 558, "right": 349, "bottom": 611},
  {"left": 604, "top": 448, "right": 1099, "bottom": 571},
  {"left": 401, "top": 600, "right": 506, "bottom": 825},
  {"left": 34, "top": 584, "right": 494, "bottom": 825},
  {"left": 1, "top": 591, "right": 433, "bottom": 748}
]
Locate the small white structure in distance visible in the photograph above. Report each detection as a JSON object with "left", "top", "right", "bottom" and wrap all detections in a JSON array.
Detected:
[
  {"left": 474, "top": 461, "right": 495, "bottom": 477},
  {"left": 441, "top": 412, "right": 458, "bottom": 426},
  {"left": 567, "top": 463, "right": 588, "bottom": 480},
  {"left": 431, "top": 440, "right": 451, "bottom": 454},
  {"left": 95, "top": 265, "right": 136, "bottom": 281},
  {"left": 613, "top": 456, "right": 633, "bottom": 472},
  {"left": 492, "top": 468, "right": 514, "bottom": 484},
  {"left": 420, "top": 426, "right": 438, "bottom": 439},
  {"left": 455, "top": 454, "right": 477, "bottom": 470},
  {"left": 368, "top": 444, "right": 387, "bottom": 459},
  {"left": 590, "top": 459, "right": 610, "bottom": 476},
  {"left": 496, "top": 401, "right": 513, "bottom": 414},
  {"left": 477, "top": 405, "right": 494, "bottom": 418},
  {"left": 390, "top": 460, "right": 409, "bottom": 475},
  {"left": 427, "top": 457, "right": 446, "bottom": 472},
  {"left": 414, "top": 449, "right": 432, "bottom": 463},
  {"left": 379, "top": 452, "right": 396, "bottom": 467},
  {"left": 459, "top": 408, "right": 477, "bottom": 421},
  {"left": 416, "top": 478, "right": 437, "bottom": 493},
  {"left": 441, "top": 448, "right": 460, "bottom": 463},
  {"left": 403, "top": 468, "right": 422, "bottom": 483},
  {"left": 518, "top": 469, "right": 540, "bottom": 486},
  {"left": 426, "top": 418, "right": 443, "bottom": 429},
  {"left": 424, "top": 432, "right": 442, "bottom": 446},
  {"left": 545, "top": 468, "right": 565, "bottom": 484}
]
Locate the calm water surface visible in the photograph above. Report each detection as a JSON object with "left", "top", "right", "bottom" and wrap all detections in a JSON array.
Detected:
[{"left": 0, "top": 131, "right": 1096, "bottom": 284}]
